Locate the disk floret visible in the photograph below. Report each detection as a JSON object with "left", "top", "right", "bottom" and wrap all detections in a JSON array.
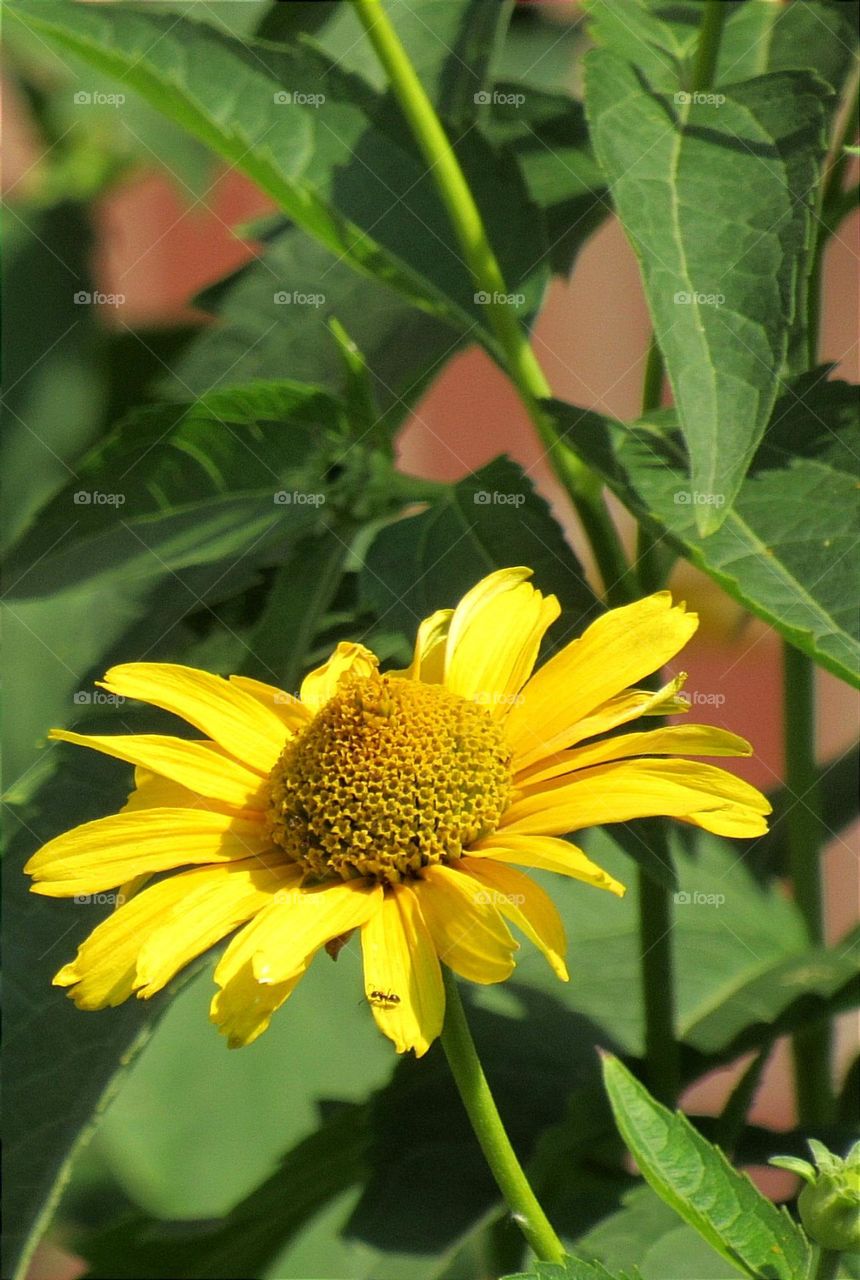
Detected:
[{"left": 266, "top": 674, "right": 511, "bottom": 884}]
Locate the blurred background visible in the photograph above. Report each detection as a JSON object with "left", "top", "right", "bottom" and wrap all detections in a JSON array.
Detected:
[{"left": 4, "top": 2, "right": 858, "bottom": 1277}]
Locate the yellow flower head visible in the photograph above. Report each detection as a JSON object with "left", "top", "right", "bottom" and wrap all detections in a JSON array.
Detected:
[{"left": 26, "top": 569, "right": 770, "bottom": 1056}]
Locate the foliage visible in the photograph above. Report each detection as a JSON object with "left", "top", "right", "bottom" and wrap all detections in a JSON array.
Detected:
[{"left": 3, "top": 1, "right": 857, "bottom": 1278}]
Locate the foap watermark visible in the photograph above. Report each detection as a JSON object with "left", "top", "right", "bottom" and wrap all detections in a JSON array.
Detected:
[
  {"left": 673, "top": 290, "right": 724, "bottom": 308},
  {"left": 73, "top": 490, "right": 126, "bottom": 506},
  {"left": 472, "top": 690, "right": 525, "bottom": 709},
  {"left": 674, "top": 489, "right": 725, "bottom": 509},
  {"left": 677, "top": 690, "right": 726, "bottom": 709},
  {"left": 473, "top": 890, "right": 527, "bottom": 907},
  {"left": 74, "top": 290, "right": 125, "bottom": 308},
  {"left": 474, "top": 490, "right": 525, "bottom": 507},
  {"left": 674, "top": 90, "right": 725, "bottom": 107},
  {"left": 74, "top": 892, "right": 127, "bottom": 905},
  {"left": 73, "top": 690, "right": 125, "bottom": 706},
  {"left": 274, "top": 290, "right": 325, "bottom": 307},
  {"left": 474, "top": 90, "right": 525, "bottom": 108},
  {"left": 74, "top": 90, "right": 126, "bottom": 107},
  {"left": 273, "top": 90, "right": 325, "bottom": 107},
  {"left": 673, "top": 890, "right": 726, "bottom": 908},
  {"left": 273, "top": 691, "right": 302, "bottom": 707},
  {"left": 474, "top": 290, "right": 526, "bottom": 308},
  {"left": 274, "top": 490, "right": 326, "bottom": 506}
]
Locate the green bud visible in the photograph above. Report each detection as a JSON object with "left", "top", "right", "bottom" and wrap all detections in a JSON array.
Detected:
[{"left": 771, "top": 1140, "right": 860, "bottom": 1252}]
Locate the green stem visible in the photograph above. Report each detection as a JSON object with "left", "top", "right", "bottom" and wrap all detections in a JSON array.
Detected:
[
  {"left": 350, "top": 0, "right": 634, "bottom": 606},
  {"left": 439, "top": 968, "right": 566, "bottom": 1264},
  {"left": 784, "top": 644, "right": 834, "bottom": 1127},
  {"left": 690, "top": 0, "right": 728, "bottom": 94},
  {"left": 637, "top": 857, "right": 680, "bottom": 1104},
  {"left": 628, "top": 0, "right": 731, "bottom": 1111}
]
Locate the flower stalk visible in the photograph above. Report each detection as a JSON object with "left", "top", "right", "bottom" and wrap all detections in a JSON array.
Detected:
[
  {"left": 439, "top": 967, "right": 567, "bottom": 1264},
  {"left": 350, "top": 0, "right": 634, "bottom": 608}
]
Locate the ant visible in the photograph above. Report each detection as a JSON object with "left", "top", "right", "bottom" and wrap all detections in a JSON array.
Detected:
[{"left": 367, "top": 989, "right": 401, "bottom": 1008}]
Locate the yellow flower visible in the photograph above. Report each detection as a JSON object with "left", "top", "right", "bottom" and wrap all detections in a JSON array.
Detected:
[{"left": 26, "top": 569, "right": 769, "bottom": 1056}]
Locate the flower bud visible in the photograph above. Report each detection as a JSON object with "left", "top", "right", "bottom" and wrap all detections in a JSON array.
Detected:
[{"left": 771, "top": 1140, "right": 860, "bottom": 1252}]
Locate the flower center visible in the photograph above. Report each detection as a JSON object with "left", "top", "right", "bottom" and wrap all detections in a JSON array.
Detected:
[{"left": 266, "top": 674, "right": 511, "bottom": 885}]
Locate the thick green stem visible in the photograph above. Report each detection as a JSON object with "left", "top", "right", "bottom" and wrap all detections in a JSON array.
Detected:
[
  {"left": 784, "top": 644, "right": 834, "bottom": 1126},
  {"left": 637, "top": 857, "right": 680, "bottom": 1104},
  {"left": 690, "top": 0, "right": 728, "bottom": 95},
  {"left": 350, "top": 0, "right": 633, "bottom": 606},
  {"left": 439, "top": 968, "right": 566, "bottom": 1264}
]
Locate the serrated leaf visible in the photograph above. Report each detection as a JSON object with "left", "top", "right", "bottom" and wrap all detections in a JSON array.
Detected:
[
  {"left": 584, "top": 53, "right": 830, "bottom": 532},
  {"left": 7, "top": 1, "right": 541, "bottom": 352},
  {"left": 601, "top": 1056, "right": 813, "bottom": 1280},
  {"left": 716, "top": 0, "right": 858, "bottom": 91},
  {"left": 549, "top": 379, "right": 860, "bottom": 687},
  {"left": 359, "top": 456, "right": 599, "bottom": 645}
]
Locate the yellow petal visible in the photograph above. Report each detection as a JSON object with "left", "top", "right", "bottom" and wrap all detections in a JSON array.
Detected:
[
  {"left": 360, "top": 884, "right": 444, "bottom": 1056},
  {"left": 50, "top": 729, "right": 267, "bottom": 810},
  {"left": 98, "top": 663, "right": 288, "bottom": 773},
  {"left": 136, "top": 861, "right": 301, "bottom": 998},
  {"left": 445, "top": 568, "right": 560, "bottom": 717},
  {"left": 210, "top": 879, "right": 381, "bottom": 1047},
  {"left": 470, "top": 833, "right": 626, "bottom": 897},
  {"left": 299, "top": 642, "right": 379, "bottom": 713},
  {"left": 505, "top": 594, "right": 698, "bottom": 770},
  {"left": 390, "top": 609, "right": 453, "bottom": 683},
  {"left": 210, "top": 962, "right": 305, "bottom": 1049},
  {"left": 460, "top": 858, "right": 569, "bottom": 980},
  {"left": 54, "top": 859, "right": 294, "bottom": 1009},
  {"left": 500, "top": 758, "right": 771, "bottom": 839},
  {"left": 121, "top": 766, "right": 236, "bottom": 817},
  {"left": 228, "top": 675, "right": 312, "bottom": 733},
  {"left": 412, "top": 864, "right": 518, "bottom": 983},
  {"left": 211, "top": 880, "right": 380, "bottom": 992},
  {"left": 26, "top": 808, "right": 267, "bottom": 896},
  {"left": 567, "top": 674, "right": 690, "bottom": 745},
  {"left": 515, "top": 725, "right": 753, "bottom": 790}
]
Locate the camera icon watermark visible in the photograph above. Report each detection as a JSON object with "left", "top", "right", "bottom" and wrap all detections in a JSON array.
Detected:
[
  {"left": 274, "top": 290, "right": 325, "bottom": 307},
  {"left": 474, "top": 290, "right": 526, "bottom": 308},
  {"left": 676, "top": 690, "right": 726, "bottom": 709},
  {"left": 74, "top": 891, "right": 126, "bottom": 905},
  {"left": 473, "top": 890, "right": 526, "bottom": 906},
  {"left": 74, "top": 290, "right": 125, "bottom": 307},
  {"left": 74, "top": 90, "right": 126, "bottom": 107},
  {"left": 272, "top": 90, "right": 325, "bottom": 107},
  {"left": 673, "top": 890, "right": 726, "bottom": 907},
  {"left": 473, "top": 90, "right": 525, "bottom": 108},
  {"left": 673, "top": 490, "right": 726, "bottom": 509},
  {"left": 674, "top": 91, "right": 725, "bottom": 107},
  {"left": 273, "top": 490, "right": 326, "bottom": 506},
  {"left": 473, "top": 490, "right": 526, "bottom": 507},
  {"left": 73, "top": 490, "right": 126, "bottom": 506},
  {"left": 673, "top": 290, "right": 724, "bottom": 308},
  {"left": 73, "top": 690, "right": 125, "bottom": 706}
]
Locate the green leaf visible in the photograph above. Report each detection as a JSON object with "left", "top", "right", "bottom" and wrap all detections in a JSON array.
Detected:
[
  {"left": 238, "top": 526, "right": 353, "bottom": 693},
  {"left": 583, "top": 0, "right": 698, "bottom": 89},
  {"left": 486, "top": 85, "right": 609, "bottom": 276},
  {"left": 79, "top": 1102, "right": 371, "bottom": 1279},
  {"left": 578, "top": 1184, "right": 742, "bottom": 1280},
  {"left": 257, "top": 0, "right": 511, "bottom": 127},
  {"left": 716, "top": 1, "right": 858, "bottom": 92},
  {"left": 584, "top": 53, "right": 831, "bottom": 531},
  {"left": 601, "top": 1056, "right": 813, "bottom": 1280},
  {"left": 550, "top": 378, "right": 860, "bottom": 687},
  {"left": 7, "top": 1, "right": 540, "bottom": 352},
  {"left": 682, "top": 926, "right": 860, "bottom": 1058},
  {"left": 359, "top": 456, "right": 599, "bottom": 648},
  {"left": 504, "top": 1256, "right": 640, "bottom": 1280}
]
